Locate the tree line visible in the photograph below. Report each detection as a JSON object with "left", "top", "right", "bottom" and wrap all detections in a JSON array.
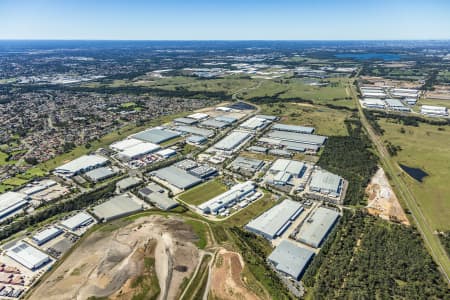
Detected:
[
  {"left": 317, "top": 118, "right": 379, "bottom": 205},
  {"left": 303, "top": 210, "right": 449, "bottom": 299}
]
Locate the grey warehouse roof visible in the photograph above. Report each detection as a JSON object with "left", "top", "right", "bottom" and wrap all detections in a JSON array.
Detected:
[
  {"left": 132, "top": 128, "right": 181, "bottom": 144},
  {"left": 230, "top": 156, "right": 264, "bottom": 172},
  {"left": 173, "top": 117, "right": 198, "bottom": 125},
  {"left": 200, "top": 119, "right": 229, "bottom": 129},
  {"left": 297, "top": 207, "right": 340, "bottom": 248},
  {"left": 60, "top": 211, "right": 94, "bottom": 231},
  {"left": 259, "top": 137, "right": 320, "bottom": 152},
  {"left": 272, "top": 124, "right": 315, "bottom": 134},
  {"left": 138, "top": 183, "right": 178, "bottom": 210},
  {"left": 266, "top": 131, "right": 327, "bottom": 145},
  {"left": 270, "top": 159, "right": 305, "bottom": 176},
  {"left": 309, "top": 169, "right": 342, "bottom": 194},
  {"left": 268, "top": 240, "right": 314, "bottom": 280},
  {"left": 85, "top": 167, "right": 116, "bottom": 182},
  {"left": 116, "top": 177, "right": 143, "bottom": 191},
  {"left": 255, "top": 114, "right": 279, "bottom": 121},
  {"left": 214, "top": 116, "right": 237, "bottom": 123},
  {"left": 92, "top": 194, "right": 143, "bottom": 221},
  {"left": 175, "top": 125, "right": 214, "bottom": 137},
  {"left": 151, "top": 166, "right": 202, "bottom": 190},
  {"left": 245, "top": 199, "right": 303, "bottom": 239},
  {"left": 213, "top": 131, "right": 252, "bottom": 151}
]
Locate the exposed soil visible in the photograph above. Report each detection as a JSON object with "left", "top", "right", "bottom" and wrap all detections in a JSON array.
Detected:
[
  {"left": 29, "top": 215, "right": 200, "bottom": 300},
  {"left": 209, "top": 249, "right": 261, "bottom": 300},
  {"left": 366, "top": 168, "right": 410, "bottom": 225}
]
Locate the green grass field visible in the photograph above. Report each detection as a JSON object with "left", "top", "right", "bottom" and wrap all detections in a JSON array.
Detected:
[
  {"left": 240, "top": 77, "right": 354, "bottom": 108},
  {"left": 378, "top": 119, "right": 450, "bottom": 230},
  {"left": 185, "top": 219, "right": 209, "bottom": 249},
  {"left": 260, "top": 102, "right": 352, "bottom": 136},
  {"left": 415, "top": 98, "right": 450, "bottom": 111},
  {"left": 178, "top": 180, "right": 228, "bottom": 206},
  {"left": 84, "top": 75, "right": 255, "bottom": 96},
  {"left": 224, "top": 192, "right": 279, "bottom": 227}
]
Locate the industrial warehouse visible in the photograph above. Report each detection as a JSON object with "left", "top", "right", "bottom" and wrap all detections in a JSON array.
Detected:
[
  {"left": 117, "top": 142, "right": 161, "bottom": 161},
  {"left": 306, "top": 169, "right": 345, "bottom": 203},
  {"left": 268, "top": 240, "right": 315, "bottom": 280},
  {"left": 272, "top": 124, "right": 315, "bottom": 134},
  {"left": 0, "top": 192, "right": 29, "bottom": 220},
  {"left": 60, "top": 211, "right": 95, "bottom": 232},
  {"left": 229, "top": 156, "right": 265, "bottom": 174},
  {"left": 209, "top": 130, "right": 253, "bottom": 154},
  {"left": 420, "top": 105, "right": 449, "bottom": 117},
  {"left": 84, "top": 166, "right": 118, "bottom": 183},
  {"left": 239, "top": 116, "right": 272, "bottom": 131},
  {"left": 150, "top": 165, "right": 203, "bottom": 191},
  {"left": 245, "top": 199, "right": 304, "bottom": 240},
  {"left": 294, "top": 207, "right": 340, "bottom": 248},
  {"left": 138, "top": 183, "right": 179, "bottom": 211},
  {"left": 6, "top": 242, "right": 51, "bottom": 271},
  {"left": 54, "top": 155, "right": 109, "bottom": 177},
  {"left": 198, "top": 181, "right": 256, "bottom": 214},
  {"left": 31, "top": 226, "right": 63, "bottom": 246},
  {"left": 265, "top": 158, "right": 310, "bottom": 190},
  {"left": 92, "top": 194, "right": 144, "bottom": 222},
  {"left": 132, "top": 127, "right": 181, "bottom": 144},
  {"left": 175, "top": 125, "right": 214, "bottom": 138}
]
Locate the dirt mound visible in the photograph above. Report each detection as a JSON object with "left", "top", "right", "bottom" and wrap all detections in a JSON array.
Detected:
[
  {"left": 366, "top": 168, "right": 410, "bottom": 225},
  {"left": 209, "top": 249, "right": 261, "bottom": 300},
  {"left": 29, "top": 215, "right": 201, "bottom": 300}
]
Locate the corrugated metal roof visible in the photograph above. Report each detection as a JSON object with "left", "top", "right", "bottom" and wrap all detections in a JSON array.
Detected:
[
  {"left": 272, "top": 124, "right": 315, "bottom": 134},
  {"left": 296, "top": 207, "right": 340, "bottom": 248},
  {"left": 152, "top": 166, "right": 202, "bottom": 189},
  {"left": 245, "top": 199, "right": 303, "bottom": 239},
  {"left": 268, "top": 240, "right": 314, "bottom": 280},
  {"left": 309, "top": 170, "right": 342, "bottom": 193}
]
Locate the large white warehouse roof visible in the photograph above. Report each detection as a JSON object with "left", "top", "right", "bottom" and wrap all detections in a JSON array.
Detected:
[
  {"left": 245, "top": 199, "right": 303, "bottom": 239},
  {"left": 54, "top": 155, "right": 109, "bottom": 176},
  {"left": 60, "top": 211, "right": 94, "bottom": 231},
  {"left": 6, "top": 242, "right": 50, "bottom": 270},
  {"left": 0, "top": 192, "right": 29, "bottom": 219}
]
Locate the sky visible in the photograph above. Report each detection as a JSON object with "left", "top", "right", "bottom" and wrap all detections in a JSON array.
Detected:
[{"left": 0, "top": 0, "right": 450, "bottom": 40}]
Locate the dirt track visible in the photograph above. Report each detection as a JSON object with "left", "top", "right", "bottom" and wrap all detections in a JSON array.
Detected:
[{"left": 29, "top": 215, "right": 200, "bottom": 300}]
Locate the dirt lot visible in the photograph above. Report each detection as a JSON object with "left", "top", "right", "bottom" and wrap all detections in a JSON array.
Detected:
[
  {"left": 209, "top": 249, "right": 261, "bottom": 300},
  {"left": 366, "top": 168, "right": 410, "bottom": 225},
  {"left": 425, "top": 86, "right": 450, "bottom": 100},
  {"left": 29, "top": 215, "right": 201, "bottom": 300}
]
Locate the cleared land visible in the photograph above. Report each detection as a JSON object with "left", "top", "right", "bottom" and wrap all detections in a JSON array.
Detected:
[
  {"left": 209, "top": 249, "right": 260, "bottom": 300},
  {"left": 366, "top": 167, "right": 409, "bottom": 225},
  {"left": 377, "top": 119, "right": 450, "bottom": 230},
  {"left": 178, "top": 180, "right": 228, "bottom": 206},
  {"left": 29, "top": 215, "right": 201, "bottom": 300}
]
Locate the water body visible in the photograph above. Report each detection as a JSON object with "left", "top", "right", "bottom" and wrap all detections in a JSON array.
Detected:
[
  {"left": 335, "top": 53, "right": 402, "bottom": 61},
  {"left": 399, "top": 164, "right": 428, "bottom": 182}
]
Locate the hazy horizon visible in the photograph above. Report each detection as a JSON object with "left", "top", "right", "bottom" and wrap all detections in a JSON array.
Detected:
[{"left": 1, "top": 0, "right": 450, "bottom": 40}]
